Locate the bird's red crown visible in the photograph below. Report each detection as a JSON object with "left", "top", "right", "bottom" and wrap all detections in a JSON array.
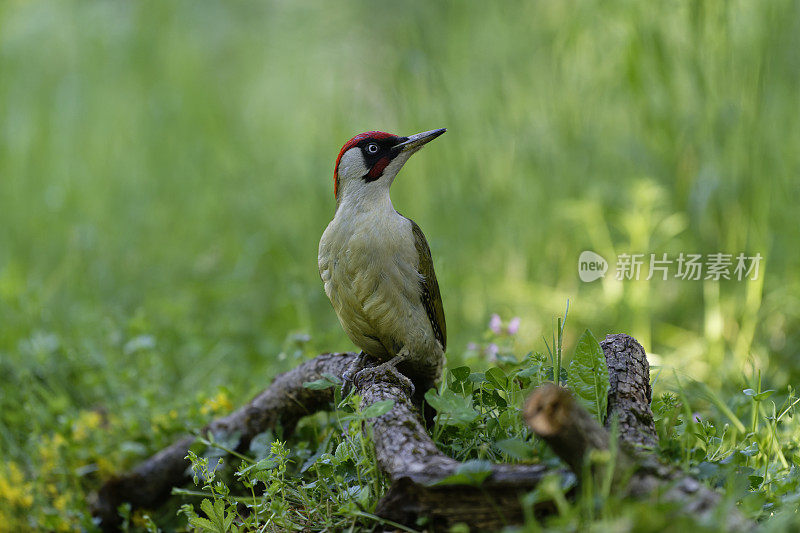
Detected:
[{"left": 333, "top": 131, "right": 396, "bottom": 198}]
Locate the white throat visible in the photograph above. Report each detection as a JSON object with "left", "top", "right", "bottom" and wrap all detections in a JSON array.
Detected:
[
  {"left": 335, "top": 147, "right": 412, "bottom": 213},
  {"left": 336, "top": 183, "right": 395, "bottom": 219}
]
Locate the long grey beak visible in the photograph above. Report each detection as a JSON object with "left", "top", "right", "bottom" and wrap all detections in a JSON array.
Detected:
[{"left": 392, "top": 128, "right": 447, "bottom": 154}]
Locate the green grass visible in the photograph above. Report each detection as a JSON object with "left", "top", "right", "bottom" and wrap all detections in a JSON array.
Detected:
[{"left": 0, "top": 0, "right": 799, "bottom": 530}]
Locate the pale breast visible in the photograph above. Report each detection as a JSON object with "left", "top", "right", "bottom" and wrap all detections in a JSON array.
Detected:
[{"left": 319, "top": 208, "right": 425, "bottom": 359}]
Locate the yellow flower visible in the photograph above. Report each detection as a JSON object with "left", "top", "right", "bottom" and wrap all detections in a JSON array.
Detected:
[
  {"left": 19, "top": 493, "right": 33, "bottom": 508},
  {"left": 0, "top": 476, "right": 22, "bottom": 504},
  {"left": 72, "top": 410, "right": 102, "bottom": 441},
  {"left": 55, "top": 518, "right": 75, "bottom": 533},
  {"left": 39, "top": 433, "right": 67, "bottom": 474},
  {"left": 201, "top": 390, "right": 233, "bottom": 415},
  {"left": 0, "top": 462, "right": 33, "bottom": 509},
  {"left": 54, "top": 494, "right": 69, "bottom": 512},
  {"left": 7, "top": 463, "right": 23, "bottom": 485},
  {"left": 83, "top": 411, "right": 102, "bottom": 429},
  {"left": 152, "top": 409, "right": 178, "bottom": 431}
]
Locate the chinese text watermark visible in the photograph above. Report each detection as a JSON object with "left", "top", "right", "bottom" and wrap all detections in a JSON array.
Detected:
[{"left": 578, "top": 251, "right": 762, "bottom": 282}]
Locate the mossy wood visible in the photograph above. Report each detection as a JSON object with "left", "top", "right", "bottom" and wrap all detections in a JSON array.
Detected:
[{"left": 93, "top": 335, "right": 751, "bottom": 531}]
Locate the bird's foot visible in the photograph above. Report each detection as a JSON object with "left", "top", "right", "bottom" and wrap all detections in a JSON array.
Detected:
[
  {"left": 353, "top": 351, "right": 415, "bottom": 397},
  {"left": 342, "top": 351, "right": 370, "bottom": 395}
]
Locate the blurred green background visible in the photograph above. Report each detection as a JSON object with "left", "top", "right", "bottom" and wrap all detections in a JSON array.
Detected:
[{"left": 1, "top": 0, "right": 798, "bottom": 495}]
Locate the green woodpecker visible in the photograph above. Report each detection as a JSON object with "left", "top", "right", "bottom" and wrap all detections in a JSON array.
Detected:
[{"left": 318, "top": 128, "right": 447, "bottom": 398}]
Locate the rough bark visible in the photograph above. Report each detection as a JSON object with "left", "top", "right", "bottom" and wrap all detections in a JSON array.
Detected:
[
  {"left": 353, "top": 361, "right": 558, "bottom": 530},
  {"left": 524, "top": 338, "right": 751, "bottom": 532},
  {"left": 92, "top": 352, "right": 358, "bottom": 529},
  {"left": 94, "top": 350, "right": 555, "bottom": 531},
  {"left": 93, "top": 334, "right": 752, "bottom": 532},
  {"left": 524, "top": 384, "right": 624, "bottom": 478},
  {"left": 601, "top": 334, "right": 658, "bottom": 449}
]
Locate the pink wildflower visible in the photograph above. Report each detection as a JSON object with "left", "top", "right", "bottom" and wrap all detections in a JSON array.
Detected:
[
  {"left": 485, "top": 343, "right": 499, "bottom": 362},
  {"left": 489, "top": 314, "right": 502, "bottom": 335},
  {"left": 507, "top": 317, "right": 521, "bottom": 335}
]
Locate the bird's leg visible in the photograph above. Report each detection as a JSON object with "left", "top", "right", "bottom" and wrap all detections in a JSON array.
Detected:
[
  {"left": 353, "top": 347, "right": 415, "bottom": 397},
  {"left": 342, "top": 351, "right": 372, "bottom": 394}
]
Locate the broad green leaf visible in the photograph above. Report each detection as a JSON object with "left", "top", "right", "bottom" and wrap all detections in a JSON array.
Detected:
[
  {"left": 424, "top": 389, "right": 479, "bottom": 426},
  {"left": 753, "top": 390, "right": 775, "bottom": 401},
  {"left": 199, "top": 499, "right": 225, "bottom": 532},
  {"left": 495, "top": 437, "right": 534, "bottom": 459},
  {"left": 485, "top": 367, "right": 508, "bottom": 390},
  {"left": 237, "top": 456, "right": 277, "bottom": 476},
  {"left": 213, "top": 497, "right": 226, "bottom": 520},
  {"left": 303, "top": 374, "right": 340, "bottom": 390},
  {"left": 223, "top": 504, "right": 236, "bottom": 532},
  {"left": 492, "top": 390, "right": 508, "bottom": 408},
  {"left": 450, "top": 365, "right": 471, "bottom": 382},
  {"left": 517, "top": 364, "right": 541, "bottom": 380},
  {"left": 300, "top": 432, "right": 333, "bottom": 473},
  {"left": 188, "top": 515, "right": 217, "bottom": 531},
  {"left": 431, "top": 459, "right": 493, "bottom": 486},
  {"left": 740, "top": 491, "right": 768, "bottom": 518},
  {"left": 474, "top": 388, "right": 507, "bottom": 408},
  {"left": 567, "top": 329, "right": 609, "bottom": 423},
  {"left": 741, "top": 442, "right": 760, "bottom": 457},
  {"left": 743, "top": 389, "right": 775, "bottom": 401},
  {"left": 199, "top": 496, "right": 214, "bottom": 517},
  {"left": 468, "top": 372, "right": 486, "bottom": 383},
  {"left": 360, "top": 399, "right": 394, "bottom": 419},
  {"left": 334, "top": 441, "right": 350, "bottom": 462},
  {"left": 248, "top": 430, "right": 275, "bottom": 459}
]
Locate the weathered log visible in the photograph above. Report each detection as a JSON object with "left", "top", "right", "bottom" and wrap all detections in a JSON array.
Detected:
[
  {"left": 524, "top": 384, "right": 622, "bottom": 478},
  {"left": 92, "top": 352, "right": 358, "bottom": 529},
  {"left": 93, "top": 333, "right": 751, "bottom": 532},
  {"left": 94, "top": 349, "right": 556, "bottom": 531},
  {"left": 523, "top": 368, "right": 750, "bottom": 530},
  {"left": 600, "top": 334, "right": 658, "bottom": 449},
  {"left": 519, "top": 334, "right": 655, "bottom": 481},
  {"left": 353, "top": 359, "right": 557, "bottom": 530}
]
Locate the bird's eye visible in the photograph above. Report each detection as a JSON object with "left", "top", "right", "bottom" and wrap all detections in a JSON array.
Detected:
[{"left": 367, "top": 143, "right": 379, "bottom": 154}]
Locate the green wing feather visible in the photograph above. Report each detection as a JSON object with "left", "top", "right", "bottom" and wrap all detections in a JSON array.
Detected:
[{"left": 408, "top": 219, "right": 447, "bottom": 351}]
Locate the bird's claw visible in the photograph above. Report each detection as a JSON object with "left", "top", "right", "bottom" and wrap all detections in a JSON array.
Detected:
[
  {"left": 353, "top": 352, "right": 415, "bottom": 397},
  {"left": 342, "top": 351, "right": 369, "bottom": 395}
]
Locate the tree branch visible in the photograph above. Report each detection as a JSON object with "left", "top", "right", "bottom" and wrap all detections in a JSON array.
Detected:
[
  {"left": 93, "top": 334, "right": 751, "bottom": 532},
  {"left": 600, "top": 334, "right": 658, "bottom": 449},
  {"left": 352, "top": 360, "right": 556, "bottom": 530},
  {"left": 524, "top": 335, "right": 751, "bottom": 532},
  {"left": 92, "top": 352, "right": 358, "bottom": 529}
]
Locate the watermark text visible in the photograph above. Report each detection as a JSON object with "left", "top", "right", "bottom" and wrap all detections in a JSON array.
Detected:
[{"left": 578, "top": 251, "right": 762, "bottom": 282}]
